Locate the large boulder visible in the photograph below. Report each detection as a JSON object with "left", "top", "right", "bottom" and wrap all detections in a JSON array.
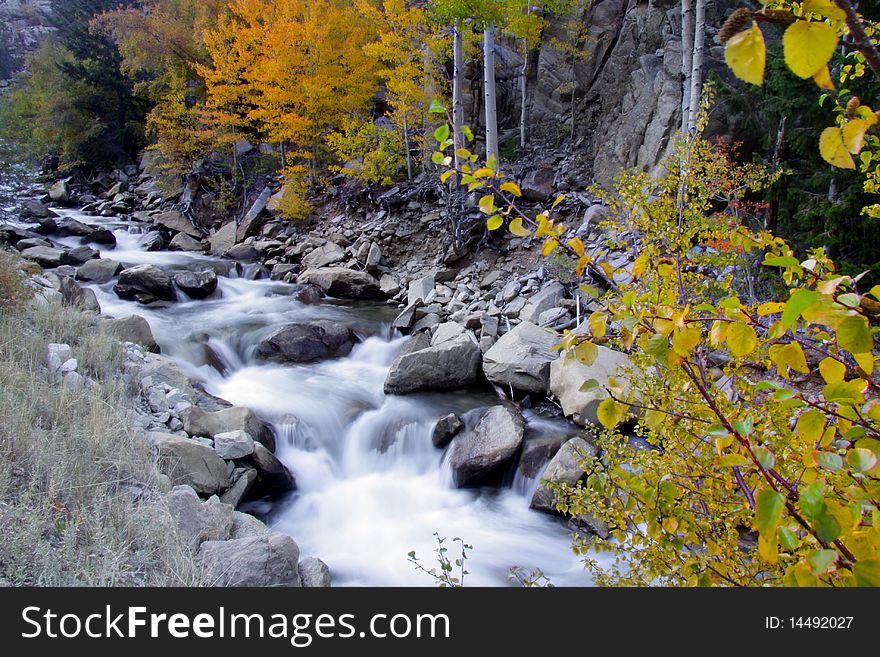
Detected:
[
  {"left": 447, "top": 405, "right": 525, "bottom": 487},
  {"left": 65, "top": 245, "right": 99, "bottom": 265},
  {"left": 20, "top": 199, "right": 53, "bottom": 219},
  {"left": 174, "top": 270, "right": 218, "bottom": 299},
  {"left": 519, "top": 282, "right": 566, "bottom": 324},
  {"left": 181, "top": 405, "right": 276, "bottom": 453},
  {"left": 297, "top": 267, "right": 383, "bottom": 299},
  {"left": 83, "top": 227, "right": 117, "bottom": 247},
  {"left": 49, "top": 180, "right": 71, "bottom": 204},
  {"left": 150, "top": 432, "right": 229, "bottom": 496},
  {"left": 236, "top": 187, "right": 273, "bottom": 243},
  {"left": 520, "top": 167, "right": 555, "bottom": 202},
  {"left": 105, "top": 314, "right": 159, "bottom": 352},
  {"left": 20, "top": 246, "right": 68, "bottom": 268},
  {"left": 482, "top": 321, "right": 558, "bottom": 394},
  {"left": 53, "top": 275, "right": 100, "bottom": 312},
  {"left": 154, "top": 210, "right": 201, "bottom": 238},
  {"left": 169, "top": 232, "right": 205, "bottom": 252},
  {"left": 76, "top": 258, "right": 122, "bottom": 284},
  {"left": 166, "top": 486, "right": 236, "bottom": 551},
  {"left": 530, "top": 436, "right": 597, "bottom": 514},
  {"left": 302, "top": 242, "right": 346, "bottom": 269},
  {"left": 549, "top": 346, "right": 636, "bottom": 427},
  {"left": 250, "top": 443, "right": 296, "bottom": 496},
  {"left": 198, "top": 533, "right": 301, "bottom": 587},
  {"left": 209, "top": 222, "right": 237, "bottom": 255},
  {"left": 256, "top": 321, "right": 357, "bottom": 363},
  {"left": 114, "top": 264, "right": 175, "bottom": 304},
  {"left": 384, "top": 324, "right": 482, "bottom": 394}
]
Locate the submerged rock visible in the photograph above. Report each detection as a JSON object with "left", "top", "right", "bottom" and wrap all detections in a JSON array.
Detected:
[
  {"left": 447, "top": 405, "right": 525, "bottom": 487},
  {"left": 256, "top": 321, "right": 357, "bottom": 364},
  {"left": 174, "top": 270, "right": 218, "bottom": 299},
  {"left": 114, "top": 264, "right": 175, "bottom": 304}
]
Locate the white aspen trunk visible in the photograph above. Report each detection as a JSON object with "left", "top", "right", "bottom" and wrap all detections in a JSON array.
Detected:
[
  {"left": 403, "top": 113, "right": 412, "bottom": 181},
  {"left": 452, "top": 23, "right": 465, "bottom": 168},
  {"left": 687, "top": 0, "right": 705, "bottom": 132},
  {"left": 681, "top": 0, "right": 693, "bottom": 133},
  {"left": 484, "top": 23, "right": 499, "bottom": 164},
  {"left": 520, "top": 0, "right": 532, "bottom": 151}
]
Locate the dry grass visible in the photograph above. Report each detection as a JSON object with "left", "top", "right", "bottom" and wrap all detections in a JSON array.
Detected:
[{"left": 0, "top": 287, "right": 199, "bottom": 586}]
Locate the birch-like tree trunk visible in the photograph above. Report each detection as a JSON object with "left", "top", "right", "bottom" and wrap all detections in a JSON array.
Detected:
[
  {"left": 452, "top": 23, "right": 465, "bottom": 168},
  {"left": 687, "top": 0, "right": 705, "bottom": 132},
  {"left": 520, "top": 0, "right": 532, "bottom": 151},
  {"left": 483, "top": 22, "right": 499, "bottom": 164},
  {"left": 681, "top": 0, "right": 693, "bottom": 133}
]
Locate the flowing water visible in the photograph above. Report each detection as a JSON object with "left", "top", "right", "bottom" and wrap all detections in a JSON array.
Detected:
[{"left": 37, "top": 207, "right": 600, "bottom": 586}]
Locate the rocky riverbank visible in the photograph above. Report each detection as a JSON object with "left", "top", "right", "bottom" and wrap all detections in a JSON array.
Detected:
[{"left": 1, "top": 153, "right": 645, "bottom": 583}]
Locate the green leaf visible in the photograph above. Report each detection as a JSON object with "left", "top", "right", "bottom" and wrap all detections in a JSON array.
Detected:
[
  {"left": 783, "top": 290, "right": 819, "bottom": 328},
  {"left": 431, "top": 151, "right": 445, "bottom": 165},
  {"left": 753, "top": 446, "right": 776, "bottom": 470},
  {"left": 579, "top": 379, "right": 600, "bottom": 392},
  {"left": 813, "top": 451, "right": 844, "bottom": 471},
  {"left": 778, "top": 526, "right": 800, "bottom": 551},
  {"left": 807, "top": 549, "right": 838, "bottom": 575},
  {"left": 814, "top": 512, "right": 841, "bottom": 543},
  {"left": 717, "top": 453, "right": 750, "bottom": 467},
  {"left": 756, "top": 489, "right": 784, "bottom": 563},
  {"left": 837, "top": 315, "right": 873, "bottom": 354},
  {"left": 799, "top": 482, "right": 827, "bottom": 521},
  {"left": 434, "top": 124, "right": 450, "bottom": 143},
  {"left": 727, "top": 322, "right": 758, "bottom": 358},
  {"left": 853, "top": 560, "right": 880, "bottom": 586},
  {"left": 429, "top": 99, "right": 446, "bottom": 114},
  {"left": 461, "top": 125, "right": 474, "bottom": 142},
  {"left": 846, "top": 447, "right": 878, "bottom": 472}
]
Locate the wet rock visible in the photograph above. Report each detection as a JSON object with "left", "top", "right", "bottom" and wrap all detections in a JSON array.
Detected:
[
  {"left": 249, "top": 443, "right": 296, "bottom": 496},
  {"left": 115, "top": 264, "right": 175, "bottom": 304},
  {"left": 297, "top": 267, "right": 383, "bottom": 300},
  {"left": 65, "top": 245, "right": 100, "bottom": 265},
  {"left": 76, "top": 258, "right": 122, "bottom": 284},
  {"left": 20, "top": 246, "right": 68, "bottom": 268},
  {"left": 15, "top": 237, "right": 52, "bottom": 251},
  {"left": 431, "top": 413, "right": 464, "bottom": 448},
  {"left": 448, "top": 405, "right": 525, "bottom": 487},
  {"left": 105, "top": 315, "right": 159, "bottom": 352},
  {"left": 482, "top": 321, "right": 558, "bottom": 394},
  {"left": 174, "top": 270, "right": 218, "bottom": 299},
  {"left": 82, "top": 227, "right": 117, "bottom": 247},
  {"left": 225, "top": 243, "right": 260, "bottom": 261},
  {"left": 169, "top": 232, "right": 205, "bottom": 252},
  {"left": 256, "top": 321, "right": 357, "bottom": 364},
  {"left": 198, "top": 533, "right": 301, "bottom": 587},
  {"left": 154, "top": 210, "right": 201, "bottom": 238},
  {"left": 298, "top": 557, "right": 331, "bottom": 588},
  {"left": 517, "top": 436, "right": 568, "bottom": 480},
  {"left": 549, "top": 346, "right": 636, "bottom": 427},
  {"left": 530, "top": 436, "right": 597, "bottom": 514},
  {"left": 141, "top": 232, "right": 165, "bottom": 252},
  {"left": 150, "top": 432, "right": 229, "bottom": 496},
  {"left": 181, "top": 405, "right": 276, "bottom": 453},
  {"left": 220, "top": 468, "right": 258, "bottom": 509},
  {"left": 21, "top": 199, "right": 53, "bottom": 219},
  {"left": 292, "top": 283, "right": 324, "bottom": 304},
  {"left": 384, "top": 325, "right": 481, "bottom": 394}
]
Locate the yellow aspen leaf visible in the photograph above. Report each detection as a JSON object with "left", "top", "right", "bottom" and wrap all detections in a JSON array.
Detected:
[
  {"left": 842, "top": 119, "right": 869, "bottom": 154},
  {"left": 473, "top": 167, "right": 495, "bottom": 179},
  {"left": 486, "top": 215, "right": 504, "bottom": 231},
  {"left": 672, "top": 326, "right": 701, "bottom": 357},
  {"left": 725, "top": 22, "right": 766, "bottom": 86},
  {"left": 541, "top": 238, "right": 560, "bottom": 257},
  {"left": 710, "top": 320, "right": 728, "bottom": 347},
  {"left": 853, "top": 351, "right": 874, "bottom": 375},
  {"left": 819, "top": 126, "right": 856, "bottom": 169},
  {"left": 783, "top": 20, "right": 838, "bottom": 79},
  {"left": 500, "top": 181, "right": 522, "bottom": 197},
  {"left": 508, "top": 217, "right": 532, "bottom": 237},
  {"left": 645, "top": 409, "right": 665, "bottom": 430},
  {"left": 566, "top": 237, "right": 586, "bottom": 258},
  {"left": 837, "top": 315, "right": 873, "bottom": 353},
  {"left": 576, "top": 256, "right": 591, "bottom": 278},
  {"left": 633, "top": 253, "right": 649, "bottom": 280},
  {"left": 818, "top": 357, "right": 846, "bottom": 384},
  {"left": 756, "top": 489, "right": 785, "bottom": 564},
  {"left": 726, "top": 322, "right": 758, "bottom": 358},
  {"left": 812, "top": 64, "right": 835, "bottom": 90},
  {"left": 440, "top": 170, "right": 455, "bottom": 183},
  {"left": 588, "top": 312, "right": 608, "bottom": 339},
  {"left": 802, "top": 0, "right": 846, "bottom": 22},
  {"left": 536, "top": 214, "right": 553, "bottom": 238},
  {"left": 479, "top": 194, "right": 495, "bottom": 215},
  {"left": 552, "top": 194, "right": 566, "bottom": 209},
  {"left": 758, "top": 301, "right": 785, "bottom": 316},
  {"left": 600, "top": 261, "right": 615, "bottom": 279},
  {"left": 796, "top": 409, "right": 826, "bottom": 444},
  {"left": 597, "top": 398, "right": 627, "bottom": 429},
  {"left": 574, "top": 340, "right": 599, "bottom": 366},
  {"left": 854, "top": 104, "right": 878, "bottom": 126}
]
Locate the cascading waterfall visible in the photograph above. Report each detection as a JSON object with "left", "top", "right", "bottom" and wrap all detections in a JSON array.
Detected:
[{"left": 45, "top": 207, "right": 600, "bottom": 586}]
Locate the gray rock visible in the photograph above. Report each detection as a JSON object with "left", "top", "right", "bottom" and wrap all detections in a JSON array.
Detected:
[
  {"left": 198, "top": 533, "right": 301, "bottom": 587},
  {"left": 297, "top": 267, "right": 383, "bottom": 299},
  {"left": 49, "top": 180, "right": 70, "bottom": 204},
  {"left": 174, "top": 270, "right": 218, "bottom": 299},
  {"left": 54, "top": 275, "right": 100, "bottom": 312},
  {"left": 549, "top": 346, "right": 635, "bottom": 427},
  {"left": 431, "top": 413, "right": 464, "bottom": 448},
  {"left": 407, "top": 274, "right": 435, "bottom": 306},
  {"left": 105, "top": 315, "right": 159, "bottom": 352},
  {"left": 225, "top": 243, "right": 260, "bottom": 261},
  {"left": 520, "top": 167, "right": 555, "bottom": 202},
  {"left": 250, "top": 443, "right": 296, "bottom": 496},
  {"left": 519, "top": 282, "right": 566, "bottom": 324},
  {"left": 169, "top": 232, "right": 205, "bottom": 252},
  {"left": 21, "top": 199, "right": 53, "bottom": 219},
  {"left": 20, "top": 246, "right": 67, "bottom": 268},
  {"left": 530, "top": 437, "right": 597, "bottom": 514},
  {"left": 379, "top": 274, "right": 401, "bottom": 297},
  {"left": 236, "top": 187, "right": 273, "bottom": 243},
  {"left": 209, "top": 222, "right": 237, "bottom": 255},
  {"left": 167, "top": 486, "right": 235, "bottom": 551},
  {"left": 302, "top": 242, "right": 346, "bottom": 269},
  {"left": 65, "top": 245, "right": 100, "bottom": 265},
  {"left": 154, "top": 210, "right": 201, "bottom": 238},
  {"left": 83, "top": 227, "right": 117, "bottom": 247},
  {"left": 15, "top": 237, "right": 51, "bottom": 250},
  {"left": 181, "top": 406, "right": 276, "bottom": 453},
  {"left": 220, "top": 469, "right": 258, "bottom": 508},
  {"left": 151, "top": 432, "right": 229, "bottom": 496},
  {"left": 517, "top": 436, "right": 568, "bottom": 480},
  {"left": 384, "top": 331, "right": 481, "bottom": 395},
  {"left": 365, "top": 243, "right": 382, "bottom": 272},
  {"left": 482, "top": 322, "right": 558, "bottom": 394},
  {"left": 214, "top": 430, "right": 256, "bottom": 459},
  {"left": 447, "top": 405, "right": 525, "bottom": 487},
  {"left": 256, "top": 321, "right": 357, "bottom": 363},
  {"left": 76, "top": 258, "right": 122, "bottom": 284},
  {"left": 115, "top": 264, "right": 175, "bottom": 304},
  {"left": 299, "top": 557, "right": 331, "bottom": 588}
]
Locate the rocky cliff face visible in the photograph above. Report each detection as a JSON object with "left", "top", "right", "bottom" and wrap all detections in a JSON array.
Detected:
[
  {"left": 463, "top": 0, "right": 736, "bottom": 186},
  {"left": 0, "top": 0, "right": 53, "bottom": 79}
]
